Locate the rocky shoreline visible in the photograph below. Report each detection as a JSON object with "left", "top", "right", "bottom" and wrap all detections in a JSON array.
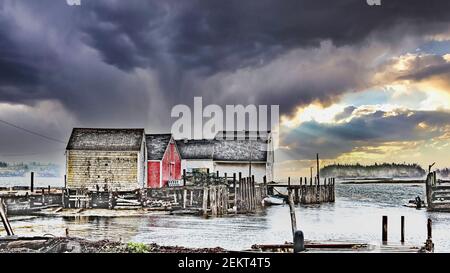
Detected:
[{"left": 0, "top": 236, "right": 227, "bottom": 253}]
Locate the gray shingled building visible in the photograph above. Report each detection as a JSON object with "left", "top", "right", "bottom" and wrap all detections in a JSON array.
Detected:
[{"left": 176, "top": 131, "right": 274, "bottom": 182}]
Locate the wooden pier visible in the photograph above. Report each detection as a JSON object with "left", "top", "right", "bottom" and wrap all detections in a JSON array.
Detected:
[
  {"left": 425, "top": 171, "right": 450, "bottom": 211},
  {"left": 267, "top": 177, "right": 335, "bottom": 204}
]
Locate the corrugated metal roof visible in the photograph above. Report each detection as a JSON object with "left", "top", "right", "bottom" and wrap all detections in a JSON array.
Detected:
[
  {"left": 146, "top": 134, "right": 172, "bottom": 160},
  {"left": 66, "top": 128, "right": 145, "bottom": 151}
]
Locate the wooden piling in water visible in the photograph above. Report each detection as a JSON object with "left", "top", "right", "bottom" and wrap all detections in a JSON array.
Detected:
[
  {"left": 427, "top": 218, "right": 432, "bottom": 240},
  {"left": 382, "top": 216, "right": 388, "bottom": 243},
  {"left": 30, "top": 172, "right": 34, "bottom": 192},
  {"left": 401, "top": 216, "right": 405, "bottom": 243},
  {"left": 287, "top": 187, "right": 297, "bottom": 237}
]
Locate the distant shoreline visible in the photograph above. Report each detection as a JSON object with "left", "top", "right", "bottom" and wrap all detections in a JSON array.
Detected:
[{"left": 340, "top": 179, "right": 424, "bottom": 184}]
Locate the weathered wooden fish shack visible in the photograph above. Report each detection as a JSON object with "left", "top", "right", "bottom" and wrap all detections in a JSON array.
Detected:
[{"left": 64, "top": 128, "right": 147, "bottom": 208}]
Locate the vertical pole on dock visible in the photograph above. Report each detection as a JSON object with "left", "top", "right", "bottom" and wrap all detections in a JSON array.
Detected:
[
  {"left": 233, "top": 173, "right": 237, "bottom": 211},
  {"left": 251, "top": 175, "right": 255, "bottom": 211},
  {"left": 202, "top": 187, "right": 208, "bottom": 216},
  {"left": 382, "top": 216, "right": 388, "bottom": 243},
  {"left": 30, "top": 171, "right": 34, "bottom": 192},
  {"left": 64, "top": 174, "right": 67, "bottom": 189},
  {"left": 401, "top": 216, "right": 405, "bottom": 243},
  {"left": 263, "top": 175, "right": 267, "bottom": 196},
  {"left": 316, "top": 153, "right": 320, "bottom": 184},
  {"left": 183, "top": 169, "right": 186, "bottom": 186}
]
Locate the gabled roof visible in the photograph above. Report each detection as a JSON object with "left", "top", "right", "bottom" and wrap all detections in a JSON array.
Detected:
[
  {"left": 66, "top": 128, "right": 145, "bottom": 151},
  {"left": 175, "top": 139, "right": 215, "bottom": 160},
  {"left": 146, "top": 134, "right": 173, "bottom": 160}
]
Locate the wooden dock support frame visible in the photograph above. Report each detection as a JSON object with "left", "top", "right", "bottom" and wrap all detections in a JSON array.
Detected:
[{"left": 382, "top": 215, "right": 388, "bottom": 243}]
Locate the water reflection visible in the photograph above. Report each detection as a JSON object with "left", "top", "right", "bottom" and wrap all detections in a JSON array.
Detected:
[{"left": 5, "top": 183, "right": 450, "bottom": 252}]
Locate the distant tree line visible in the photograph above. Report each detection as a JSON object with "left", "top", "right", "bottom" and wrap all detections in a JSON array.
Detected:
[
  {"left": 437, "top": 168, "right": 450, "bottom": 178},
  {"left": 0, "top": 161, "right": 7, "bottom": 167},
  {"left": 320, "top": 163, "right": 426, "bottom": 178}
]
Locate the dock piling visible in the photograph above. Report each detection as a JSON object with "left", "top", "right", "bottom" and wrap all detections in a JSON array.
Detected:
[
  {"left": 382, "top": 216, "right": 388, "bottom": 243},
  {"left": 427, "top": 218, "right": 432, "bottom": 240},
  {"left": 287, "top": 186, "right": 297, "bottom": 237},
  {"left": 30, "top": 172, "right": 34, "bottom": 192},
  {"left": 401, "top": 216, "right": 405, "bottom": 243}
]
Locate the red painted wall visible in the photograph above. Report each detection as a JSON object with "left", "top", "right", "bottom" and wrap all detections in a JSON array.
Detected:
[
  {"left": 147, "top": 161, "right": 160, "bottom": 188},
  {"left": 161, "top": 142, "right": 181, "bottom": 187},
  {"left": 147, "top": 140, "right": 181, "bottom": 188}
]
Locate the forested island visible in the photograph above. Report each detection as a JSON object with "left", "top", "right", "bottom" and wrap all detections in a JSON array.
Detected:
[
  {"left": 320, "top": 163, "right": 427, "bottom": 178},
  {"left": 0, "top": 161, "right": 61, "bottom": 177}
]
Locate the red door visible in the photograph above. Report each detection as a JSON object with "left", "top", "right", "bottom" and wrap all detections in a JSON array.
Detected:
[{"left": 148, "top": 161, "right": 160, "bottom": 188}]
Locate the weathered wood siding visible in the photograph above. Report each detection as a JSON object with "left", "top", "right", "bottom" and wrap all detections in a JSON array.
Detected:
[
  {"left": 67, "top": 150, "right": 140, "bottom": 190},
  {"left": 214, "top": 162, "right": 267, "bottom": 182}
]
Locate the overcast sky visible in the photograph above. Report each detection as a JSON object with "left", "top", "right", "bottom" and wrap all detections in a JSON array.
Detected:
[{"left": 1, "top": 0, "right": 449, "bottom": 177}]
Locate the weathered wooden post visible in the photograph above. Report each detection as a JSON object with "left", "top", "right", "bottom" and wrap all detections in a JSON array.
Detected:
[
  {"left": 64, "top": 174, "right": 67, "bottom": 189},
  {"left": 202, "top": 187, "right": 209, "bottom": 216},
  {"left": 183, "top": 169, "right": 186, "bottom": 186},
  {"left": 48, "top": 185, "right": 51, "bottom": 194},
  {"left": 263, "top": 175, "right": 267, "bottom": 196},
  {"left": 427, "top": 218, "right": 432, "bottom": 240},
  {"left": 425, "top": 218, "right": 434, "bottom": 252},
  {"left": 251, "top": 175, "right": 255, "bottom": 211},
  {"left": 401, "top": 216, "right": 405, "bottom": 243},
  {"left": 287, "top": 186, "right": 297, "bottom": 237},
  {"left": 41, "top": 188, "right": 45, "bottom": 205},
  {"left": 0, "top": 198, "right": 14, "bottom": 236},
  {"left": 382, "top": 216, "right": 388, "bottom": 243},
  {"left": 233, "top": 173, "right": 237, "bottom": 211},
  {"left": 30, "top": 171, "right": 34, "bottom": 192},
  {"left": 316, "top": 153, "right": 320, "bottom": 183}
]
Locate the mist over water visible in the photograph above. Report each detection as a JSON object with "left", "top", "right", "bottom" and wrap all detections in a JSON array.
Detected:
[{"left": 5, "top": 182, "right": 450, "bottom": 252}]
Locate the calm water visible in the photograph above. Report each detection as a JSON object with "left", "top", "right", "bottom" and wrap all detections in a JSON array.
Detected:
[
  {"left": 4, "top": 183, "right": 450, "bottom": 252},
  {"left": 0, "top": 176, "right": 64, "bottom": 188}
]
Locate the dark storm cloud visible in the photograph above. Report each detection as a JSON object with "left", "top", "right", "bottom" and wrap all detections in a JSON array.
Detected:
[
  {"left": 1, "top": 0, "right": 450, "bottom": 164},
  {"left": 2, "top": 0, "right": 450, "bottom": 111},
  {"left": 79, "top": 0, "right": 450, "bottom": 73},
  {"left": 72, "top": 0, "right": 450, "bottom": 113},
  {"left": 280, "top": 109, "right": 450, "bottom": 160}
]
